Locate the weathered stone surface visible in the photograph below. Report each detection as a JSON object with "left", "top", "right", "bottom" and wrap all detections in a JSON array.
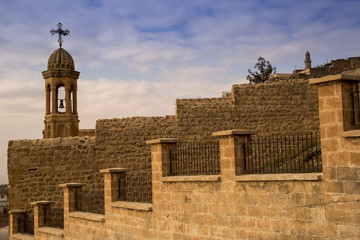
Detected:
[{"left": 7, "top": 79, "right": 322, "bottom": 237}]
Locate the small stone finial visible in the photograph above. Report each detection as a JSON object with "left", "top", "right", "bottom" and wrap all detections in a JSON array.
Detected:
[
  {"left": 50, "top": 22, "right": 70, "bottom": 48},
  {"left": 305, "top": 51, "right": 311, "bottom": 70}
]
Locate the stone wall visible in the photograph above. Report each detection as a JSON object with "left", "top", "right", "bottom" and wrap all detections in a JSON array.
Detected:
[
  {"left": 176, "top": 97, "right": 241, "bottom": 141},
  {"left": 232, "top": 79, "right": 319, "bottom": 135},
  {"left": 175, "top": 79, "right": 319, "bottom": 141},
  {"left": 22, "top": 73, "right": 360, "bottom": 240},
  {"left": 7, "top": 137, "right": 96, "bottom": 231},
  {"left": 7, "top": 79, "right": 321, "bottom": 234},
  {"left": 93, "top": 116, "right": 178, "bottom": 203},
  {"left": 59, "top": 169, "right": 325, "bottom": 239}
]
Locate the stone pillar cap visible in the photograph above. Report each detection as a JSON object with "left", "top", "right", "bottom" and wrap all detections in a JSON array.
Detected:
[
  {"left": 212, "top": 129, "right": 257, "bottom": 137},
  {"left": 309, "top": 74, "right": 360, "bottom": 85},
  {"left": 9, "top": 210, "right": 26, "bottom": 214},
  {"left": 146, "top": 138, "right": 179, "bottom": 145},
  {"left": 100, "top": 168, "right": 130, "bottom": 173},
  {"left": 30, "top": 201, "right": 54, "bottom": 206},
  {"left": 58, "top": 183, "right": 85, "bottom": 188}
]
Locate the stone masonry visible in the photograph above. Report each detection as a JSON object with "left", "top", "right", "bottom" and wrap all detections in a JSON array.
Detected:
[
  {"left": 7, "top": 77, "right": 320, "bottom": 234},
  {"left": 8, "top": 74, "right": 360, "bottom": 239}
]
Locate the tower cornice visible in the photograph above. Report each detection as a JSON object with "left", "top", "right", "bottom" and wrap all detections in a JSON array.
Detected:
[{"left": 42, "top": 69, "right": 80, "bottom": 79}]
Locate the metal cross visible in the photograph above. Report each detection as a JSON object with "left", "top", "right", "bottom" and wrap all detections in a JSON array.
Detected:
[{"left": 50, "top": 22, "right": 70, "bottom": 48}]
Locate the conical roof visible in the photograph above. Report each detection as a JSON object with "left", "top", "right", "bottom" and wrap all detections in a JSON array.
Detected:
[{"left": 47, "top": 48, "right": 74, "bottom": 70}]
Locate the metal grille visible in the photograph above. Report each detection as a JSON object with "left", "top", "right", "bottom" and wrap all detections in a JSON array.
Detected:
[
  {"left": 243, "top": 132, "right": 322, "bottom": 174},
  {"left": 169, "top": 141, "right": 220, "bottom": 176},
  {"left": 351, "top": 90, "right": 360, "bottom": 125},
  {"left": 18, "top": 214, "right": 33, "bottom": 234},
  {"left": 44, "top": 207, "right": 64, "bottom": 229},
  {"left": 126, "top": 173, "right": 152, "bottom": 203}
]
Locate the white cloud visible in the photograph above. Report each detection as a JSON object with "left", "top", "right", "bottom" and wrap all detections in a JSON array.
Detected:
[{"left": 1, "top": 0, "right": 360, "bottom": 183}]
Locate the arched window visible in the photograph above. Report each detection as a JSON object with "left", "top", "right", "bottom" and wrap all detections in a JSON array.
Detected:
[{"left": 57, "top": 85, "right": 66, "bottom": 113}]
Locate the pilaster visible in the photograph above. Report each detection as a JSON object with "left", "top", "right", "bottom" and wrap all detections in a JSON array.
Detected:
[
  {"left": 31, "top": 201, "right": 53, "bottom": 237},
  {"left": 100, "top": 168, "right": 130, "bottom": 214},
  {"left": 212, "top": 130, "right": 255, "bottom": 180}
]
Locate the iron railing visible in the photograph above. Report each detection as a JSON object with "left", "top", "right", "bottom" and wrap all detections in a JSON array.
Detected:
[
  {"left": 243, "top": 132, "right": 322, "bottom": 174},
  {"left": 351, "top": 90, "right": 360, "bottom": 125},
  {"left": 43, "top": 207, "right": 64, "bottom": 228},
  {"left": 18, "top": 213, "right": 33, "bottom": 234},
  {"left": 126, "top": 173, "right": 152, "bottom": 203},
  {"left": 169, "top": 141, "right": 220, "bottom": 176}
]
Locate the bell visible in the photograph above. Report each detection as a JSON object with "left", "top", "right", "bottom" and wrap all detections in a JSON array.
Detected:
[{"left": 59, "top": 99, "right": 65, "bottom": 109}]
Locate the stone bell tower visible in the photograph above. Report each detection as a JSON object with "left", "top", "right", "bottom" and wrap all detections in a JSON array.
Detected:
[{"left": 42, "top": 23, "right": 80, "bottom": 138}]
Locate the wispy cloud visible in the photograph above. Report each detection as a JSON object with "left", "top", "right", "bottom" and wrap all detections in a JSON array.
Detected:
[{"left": 0, "top": 0, "right": 360, "bottom": 183}]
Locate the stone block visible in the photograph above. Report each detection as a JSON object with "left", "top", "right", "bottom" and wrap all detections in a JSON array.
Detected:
[
  {"left": 323, "top": 167, "right": 336, "bottom": 180},
  {"left": 350, "top": 152, "right": 360, "bottom": 166},
  {"left": 325, "top": 182, "right": 344, "bottom": 193},
  {"left": 344, "top": 182, "right": 360, "bottom": 194},
  {"left": 336, "top": 224, "right": 357, "bottom": 239}
]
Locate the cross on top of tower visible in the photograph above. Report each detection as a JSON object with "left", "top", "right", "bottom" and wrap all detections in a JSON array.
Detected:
[{"left": 50, "top": 22, "right": 70, "bottom": 48}]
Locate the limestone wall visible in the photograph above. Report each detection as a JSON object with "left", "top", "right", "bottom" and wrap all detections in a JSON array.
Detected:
[
  {"left": 7, "top": 79, "right": 321, "bottom": 234},
  {"left": 61, "top": 174, "right": 325, "bottom": 240},
  {"left": 7, "top": 137, "right": 97, "bottom": 231},
  {"left": 176, "top": 97, "right": 242, "bottom": 141},
  {"left": 94, "top": 116, "right": 177, "bottom": 170},
  {"left": 93, "top": 116, "right": 177, "bottom": 203},
  {"left": 175, "top": 79, "right": 319, "bottom": 140},
  {"left": 232, "top": 79, "right": 319, "bottom": 134}
]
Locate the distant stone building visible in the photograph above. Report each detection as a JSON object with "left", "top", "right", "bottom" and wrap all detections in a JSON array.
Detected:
[
  {"left": 271, "top": 51, "right": 360, "bottom": 81},
  {"left": 0, "top": 184, "right": 8, "bottom": 217}
]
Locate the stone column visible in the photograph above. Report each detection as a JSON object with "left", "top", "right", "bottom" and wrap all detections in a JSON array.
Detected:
[
  {"left": 212, "top": 130, "right": 255, "bottom": 180},
  {"left": 31, "top": 201, "right": 53, "bottom": 237},
  {"left": 73, "top": 88, "right": 77, "bottom": 114},
  {"left": 65, "top": 87, "right": 71, "bottom": 114},
  {"left": 51, "top": 85, "right": 57, "bottom": 113},
  {"left": 309, "top": 74, "right": 360, "bottom": 180},
  {"left": 59, "top": 183, "right": 84, "bottom": 235},
  {"left": 100, "top": 168, "right": 130, "bottom": 214},
  {"left": 310, "top": 74, "right": 360, "bottom": 238},
  {"left": 9, "top": 210, "right": 26, "bottom": 237},
  {"left": 45, "top": 86, "right": 50, "bottom": 114},
  {"left": 146, "top": 138, "right": 179, "bottom": 179},
  {"left": 146, "top": 138, "right": 178, "bottom": 205}
]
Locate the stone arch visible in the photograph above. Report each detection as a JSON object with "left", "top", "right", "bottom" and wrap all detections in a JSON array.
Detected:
[{"left": 56, "top": 84, "right": 66, "bottom": 113}]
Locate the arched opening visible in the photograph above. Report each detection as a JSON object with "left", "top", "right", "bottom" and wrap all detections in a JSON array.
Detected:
[
  {"left": 47, "top": 84, "right": 51, "bottom": 113},
  {"left": 57, "top": 85, "right": 66, "bottom": 113}
]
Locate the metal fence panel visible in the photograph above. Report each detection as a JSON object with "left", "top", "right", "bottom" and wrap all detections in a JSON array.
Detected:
[{"left": 244, "top": 132, "right": 322, "bottom": 174}]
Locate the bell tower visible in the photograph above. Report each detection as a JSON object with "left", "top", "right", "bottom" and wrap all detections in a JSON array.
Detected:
[{"left": 42, "top": 23, "right": 80, "bottom": 138}]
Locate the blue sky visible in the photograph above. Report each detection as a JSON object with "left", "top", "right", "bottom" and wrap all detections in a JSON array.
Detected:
[{"left": 1, "top": 0, "right": 360, "bottom": 183}]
